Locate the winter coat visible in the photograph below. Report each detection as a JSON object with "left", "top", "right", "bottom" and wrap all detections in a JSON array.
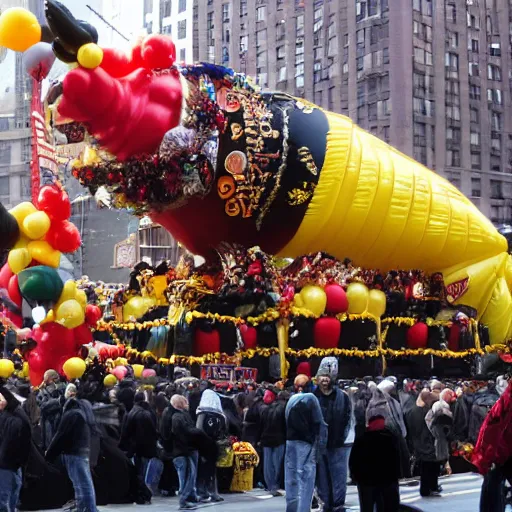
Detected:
[
  {"left": 406, "top": 405, "right": 436, "bottom": 462},
  {"left": 286, "top": 393, "right": 327, "bottom": 450},
  {"left": 171, "top": 409, "right": 210, "bottom": 458},
  {"left": 425, "top": 399, "right": 453, "bottom": 462},
  {"left": 0, "top": 404, "right": 31, "bottom": 471},
  {"left": 260, "top": 401, "right": 286, "bottom": 447},
  {"left": 242, "top": 397, "right": 263, "bottom": 445},
  {"left": 40, "top": 398, "right": 63, "bottom": 451},
  {"left": 46, "top": 399, "right": 91, "bottom": 461},
  {"left": 472, "top": 381, "right": 512, "bottom": 475},
  {"left": 120, "top": 402, "right": 158, "bottom": 458},
  {"left": 314, "top": 387, "right": 352, "bottom": 449},
  {"left": 366, "top": 389, "right": 407, "bottom": 439},
  {"left": 349, "top": 427, "right": 401, "bottom": 486}
]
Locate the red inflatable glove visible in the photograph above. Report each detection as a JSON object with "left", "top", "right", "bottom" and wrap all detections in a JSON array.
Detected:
[{"left": 58, "top": 66, "right": 183, "bottom": 160}]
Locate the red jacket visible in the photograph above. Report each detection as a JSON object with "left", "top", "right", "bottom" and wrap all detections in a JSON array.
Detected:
[{"left": 472, "top": 381, "right": 512, "bottom": 474}]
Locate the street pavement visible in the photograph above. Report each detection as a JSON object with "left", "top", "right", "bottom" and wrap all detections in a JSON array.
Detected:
[{"left": 47, "top": 473, "right": 487, "bottom": 512}]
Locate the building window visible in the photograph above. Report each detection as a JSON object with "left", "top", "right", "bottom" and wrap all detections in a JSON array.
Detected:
[
  {"left": 177, "top": 19, "right": 186, "bottom": 39},
  {"left": 471, "top": 153, "right": 481, "bottom": 170},
  {"left": 469, "top": 38, "right": 479, "bottom": 53},
  {"left": 446, "top": 127, "right": 461, "bottom": 143},
  {"left": 467, "top": 13, "right": 479, "bottom": 29},
  {"left": 470, "top": 107, "right": 479, "bottom": 124},
  {"left": 413, "top": 97, "right": 434, "bottom": 117},
  {"left": 470, "top": 131, "right": 480, "bottom": 146},
  {"left": 487, "top": 88, "right": 502, "bottom": 105},
  {"left": 178, "top": 0, "right": 186, "bottom": 13},
  {"left": 488, "top": 64, "right": 501, "bottom": 81},
  {"left": 471, "top": 177, "right": 481, "bottom": 197},
  {"left": 356, "top": 0, "right": 366, "bottom": 22},
  {"left": 446, "top": 150, "right": 460, "bottom": 167},
  {"left": 414, "top": 146, "right": 428, "bottom": 165},
  {"left": 491, "top": 133, "right": 502, "bottom": 153},
  {"left": 222, "top": 3, "right": 230, "bottom": 22},
  {"left": 0, "top": 175, "right": 9, "bottom": 194},
  {"left": 278, "top": 66, "right": 287, "bottom": 82},
  {"left": 445, "top": 171, "right": 461, "bottom": 189},
  {"left": 490, "top": 42, "right": 501, "bottom": 56},
  {"left": 296, "top": 14, "right": 304, "bottom": 37},
  {"left": 163, "top": 0, "right": 172, "bottom": 17},
  {"left": 491, "top": 180, "right": 503, "bottom": 199},
  {"left": 491, "top": 111, "right": 502, "bottom": 131},
  {"left": 357, "top": 83, "right": 365, "bottom": 106},
  {"left": 240, "top": 0, "right": 247, "bottom": 16},
  {"left": 446, "top": 105, "right": 460, "bottom": 121},
  {"left": 0, "top": 142, "right": 11, "bottom": 164},
  {"left": 469, "top": 62, "right": 479, "bottom": 77},
  {"left": 277, "top": 45, "right": 285, "bottom": 60},
  {"left": 446, "top": 3, "right": 456, "bottom": 23},
  {"left": 446, "top": 31, "right": 458, "bottom": 48},
  {"left": 314, "top": 7, "right": 323, "bottom": 32},
  {"left": 368, "top": 102, "right": 377, "bottom": 121},
  {"left": 276, "top": 21, "right": 285, "bottom": 41},
  {"left": 368, "top": 0, "right": 378, "bottom": 16},
  {"left": 257, "top": 51, "right": 266, "bottom": 68},
  {"left": 445, "top": 52, "right": 459, "bottom": 69},
  {"left": 240, "top": 35, "right": 248, "bottom": 52},
  {"left": 179, "top": 48, "right": 186, "bottom": 62},
  {"left": 383, "top": 47, "right": 389, "bottom": 64},
  {"left": 470, "top": 85, "right": 481, "bottom": 100},
  {"left": 257, "top": 6, "right": 265, "bottom": 22},
  {"left": 295, "top": 41, "right": 304, "bottom": 65}
]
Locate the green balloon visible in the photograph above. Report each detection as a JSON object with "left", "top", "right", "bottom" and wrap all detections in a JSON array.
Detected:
[{"left": 18, "top": 266, "right": 64, "bottom": 303}]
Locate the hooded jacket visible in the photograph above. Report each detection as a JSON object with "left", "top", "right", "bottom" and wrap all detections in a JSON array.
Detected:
[
  {"left": 285, "top": 393, "right": 327, "bottom": 450},
  {"left": 171, "top": 408, "right": 210, "bottom": 458},
  {"left": 472, "top": 380, "right": 512, "bottom": 475},
  {"left": 425, "top": 399, "right": 453, "bottom": 462},
  {"left": 0, "top": 387, "right": 31, "bottom": 471},
  {"left": 196, "top": 389, "right": 227, "bottom": 441},
  {"left": 120, "top": 401, "right": 158, "bottom": 458},
  {"left": 46, "top": 398, "right": 91, "bottom": 461},
  {"left": 406, "top": 404, "right": 436, "bottom": 462},
  {"left": 260, "top": 400, "right": 287, "bottom": 447}
]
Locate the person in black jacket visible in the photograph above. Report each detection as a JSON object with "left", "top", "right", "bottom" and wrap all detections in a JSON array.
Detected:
[
  {"left": 314, "top": 359, "right": 352, "bottom": 512},
  {"left": 406, "top": 390, "right": 440, "bottom": 497},
  {"left": 120, "top": 392, "right": 158, "bottom": 501},
  {"left": 196, "top": 389, "right": 227, "bottom": 502},
  {"left": 171, "top": 394, "right": 208, "bottom": 510},
  {"left": 0, "top": 385, "right": 31, "bottom": 512},
  {"left": 46, "top": 390, "right": 98, "bottom": 512},
  {"left": 349, "top": 413, "right": 401, "bottom": 512},
  {"left": 260, "top": 389, "right": 286, "bottom": 496}
]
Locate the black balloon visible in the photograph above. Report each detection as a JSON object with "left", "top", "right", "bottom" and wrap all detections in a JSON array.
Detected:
[
  {"left": 0, "top": 202, "right": 19, "bottom": 252},
  {"left": 45, "top": 0, "right": 98, "bottom": 54},
  {"left": 52, "top": 39, "right": 77, "bottom": 63}
]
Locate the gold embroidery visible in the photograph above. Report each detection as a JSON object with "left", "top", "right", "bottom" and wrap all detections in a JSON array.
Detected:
[
  {"left": 288, "top": 181, "right": 316, "bottom": 206},
  {"left": 218, "top": 176, "right": 236, "bottom": 199},
  {"left": 298, "top": 147, "right": 318, "bottom": 176},
  {"left": 230, "top": 123, "right": 244, "bottom": 141}
]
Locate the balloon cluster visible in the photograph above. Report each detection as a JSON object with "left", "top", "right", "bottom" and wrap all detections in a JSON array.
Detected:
[
  {"left": 0, "top": 185, "right": 94, "bottom": 385},
  {"left": 293, "top": 282, "right": 386, "bottom": 349}
]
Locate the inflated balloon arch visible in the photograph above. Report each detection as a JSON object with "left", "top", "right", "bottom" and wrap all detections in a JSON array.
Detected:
[{"left": 1, "top": 1, "right": 511, "bottom": 383}]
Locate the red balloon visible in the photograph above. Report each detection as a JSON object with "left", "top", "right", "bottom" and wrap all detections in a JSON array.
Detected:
[
  {"left": 41, "top": 322, "right": 75, "bottom": 354},
  {"left": 58, "top": 66, "right": 183, "bottom": 161},
  {"left": 45, "top": 220, "right": 81, "bottom": 253},
  {"left": 448, "top": 324, "right": 461, "bottom": 352},
  {"left": 26, "top": 350, "right": 46, "bottom": 386},
  {"left": 85, "top": 304, "right": 102, "bottom": 327},
  {"left": 73, "top": 323, "right": 93, "bottom": 347},
  {"left": 313, "top": 317, "right": 341, "bottom": 349},
  {"left": 38, "top": 185, "right": 71, "bottom": 220},
  {"left": 324, "top": 284, "right": 349, "bottom": 314},
  {"left": 240, "top": 324, "right": 257, "bottom": 350},
  {"left": 194, "top": 328, "right": 220, "bottom": 356},
  {"left": 407, "top": 322, "right": 428, "bottom": 349},
  {"left": 5, "top": 311, "right": 22, "bottom": 328},
  {"left": 0, "top": 263, "right": 13, "bottom": 290},
  {"left": 7, "top": 275, "right": 22, "bottom": 307},
  {"left": 141, "top": 35, "right": 176, "bottom": 69}
]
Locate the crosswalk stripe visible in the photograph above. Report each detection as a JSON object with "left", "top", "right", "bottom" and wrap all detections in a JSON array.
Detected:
[{"left": 401, "top": 488, "right": 481, "bottom": 503}]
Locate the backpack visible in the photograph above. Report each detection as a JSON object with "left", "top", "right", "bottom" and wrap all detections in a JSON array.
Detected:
[{"left": 468, "top": 393, "right": 499, "bottom": 444}]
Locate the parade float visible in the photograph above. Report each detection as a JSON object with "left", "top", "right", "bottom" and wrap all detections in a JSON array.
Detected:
[{"left": 0, "top": 1, "right": 510, "bottom": 384}]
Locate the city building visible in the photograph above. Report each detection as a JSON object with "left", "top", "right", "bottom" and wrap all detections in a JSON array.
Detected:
[
  {"left": 144, "top": 0, "right": 194, "bottom": 63},
  {"left": 193, "top": 0, "right": 512, "bottom": 223}
]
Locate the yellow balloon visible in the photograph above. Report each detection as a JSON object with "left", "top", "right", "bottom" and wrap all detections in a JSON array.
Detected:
[
  {"left": 9, "top": 201, "right": 37, "bottom": 229},
  {"left": 0, "top": 359, "right": 14, "bottom": 379},
  {"left": 298, "top": 285, "right": 327, "bottom": 317},
  {"left": 0, "top": 8, "right": 41, "bottom": 52},
  {"left": 41, "top": 309, "right": 55, "bottom": 325},
  {"left": 123, "top": 296, "right": 153, "bottom": 322},
  {"left": 132, "top": 364, "right": 144, "bottom": 379},
  {"left": 114, "top": 357, "right": 128, "bottom": 367},
  {"left": 104, "top": 374, "right": 118, "bottom": 387},
  {"left": 14, "top": 236, "right": 29, "bottom": 250},
  {"left": 367, "top": 289, "right": 386, "bottom": 318},
  {"left": 56, "top": 299, "right": 85, "bottom": 329},
  {"left": 28, "top": 241, "right": 61, "bottom": 267},
  {"left": 22, "top": 210, "right": 51, "bottom": 240},
  {"left": 8, "top": 247, "right": 31, "bottom": 274},
  {"left": 76, "top": 289, "right": 87, "bottom": 309},
  {"left": 346, "top": 282, "right": 369, "bottom": 315},
  {"left": 77, "top": 43, "right": 103, "bottom": 69},
  {"left": 22, "top": 361, "right": 29, "bottom": 378},
  {"left": 63, "top": 357, "right": 86, "bottom": 380},
  {"left": 60, "top": 280, "right": 78, "bottom": 303},
  {"left": 149, "top": 275, "right": 168, "bottom": 303}
]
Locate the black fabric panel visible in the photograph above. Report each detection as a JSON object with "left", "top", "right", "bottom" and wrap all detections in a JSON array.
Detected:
[
  {"left": 339, "top": 320, "right": 377, "bottom": 350},
  {"left": 217, "top": 322, "right": 238, "bottom": 355}
]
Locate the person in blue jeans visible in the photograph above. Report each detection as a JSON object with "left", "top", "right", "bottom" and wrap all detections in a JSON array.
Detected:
[
  {"left": 0, "top": 386, "right": 31, "bottom": 512},
  {"left": 260, "top": 389, "right": 287, "bottom": 496},
  {"left": 314, "top": 357, "right": 352, "bottom": 512},
  {"left": 171, "top": 395, "right": 209, "bottom": 510},
  {"left": 46, "top": 387, "right": 98, "bottom": 512},
  {"left": 285, "top": 392, "right": 327, "bottom": 512}
]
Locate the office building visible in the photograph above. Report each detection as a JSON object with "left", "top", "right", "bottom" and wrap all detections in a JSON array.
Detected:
[{"left": 193, "top": 0, "right": 512, "bottom": 223}]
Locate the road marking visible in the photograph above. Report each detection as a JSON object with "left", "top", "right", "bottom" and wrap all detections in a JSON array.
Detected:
[{"left": 401, "top": 488, "right": 481, "bottom": 504}]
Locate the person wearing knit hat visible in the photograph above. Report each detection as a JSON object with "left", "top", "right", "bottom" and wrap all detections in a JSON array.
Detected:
[
  {"left": 0, "top": 385, "right": 31, "bottom": 512},
  {"left": 314, "top": 357, "right": 352, "bottom": 512},
  {"left": 64, "top": 383, "right": 77, "bottom": 400}
]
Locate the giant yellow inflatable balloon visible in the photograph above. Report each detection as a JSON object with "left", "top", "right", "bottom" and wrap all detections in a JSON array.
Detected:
[{"left": 0, "top": 8, "right": 41, "bottom": 52}]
